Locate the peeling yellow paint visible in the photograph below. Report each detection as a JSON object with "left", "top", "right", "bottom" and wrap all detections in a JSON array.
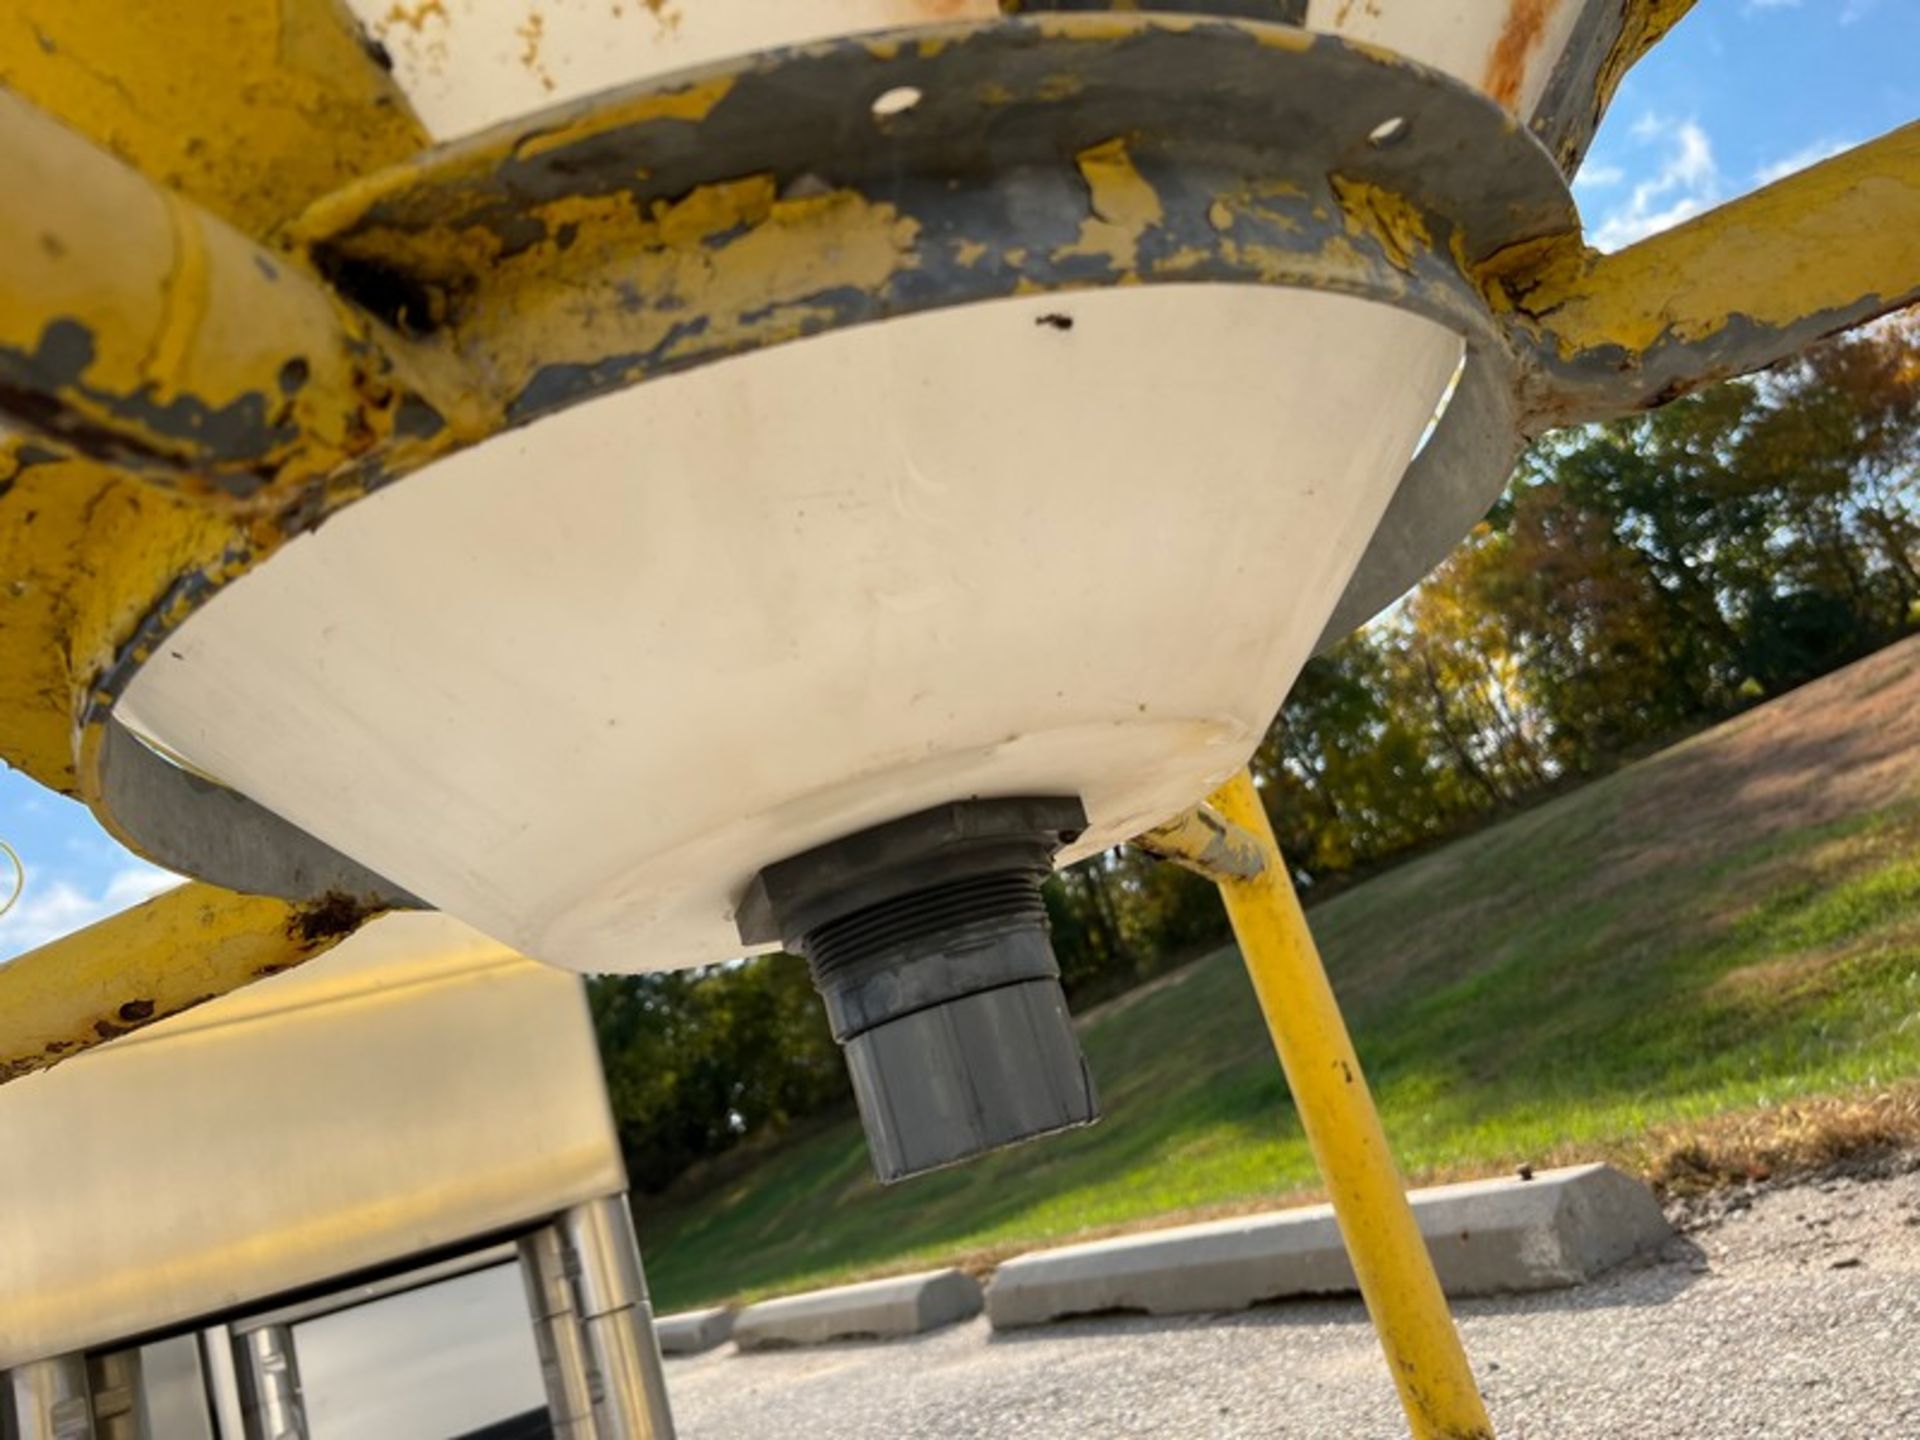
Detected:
[
  {"left": 1331, "top": 174, "right": 1433, "bottom": 272},
  {"left": 1133, "top": 801, "right": 1265, "bottom": 883},
  {"left": 1470, "top": 230, "right": 1582, "bottom": 318},
  {"left": 1342, "top": 35, "right": 1420, "bottom": 73},
  {"left": 1160, "top": 244, "right": 1213, "bottom": 273},
  {"left": 1202, "top": 225, "right": 1397, "bottom": 304},
  {"left": 1507, "top": 123, "right": 1919, "bottom": 362},
  {"left": 415, "top": 171, "right": 925, "bottom": 398},
  {"left": 0, "top": 881, "right": 378, "bottom": 1085},
  {"left": 0, "top": 88, "right": 473, "bottom": 802},
  {"left": 0, "top": 452, "right": 236, "bottom": 793},
  {"left": 0, "top": 0, "right": 428, "bottom": 245},
  {"left": 1250, "top": 24, "right": 1315, "bottom": 54},
  {"left": 1030, "top": 10, "right": 1195, "bottom": 44},
  {"left": 306, "top": 73, "right": 737, "bottom": 217},
  {"left": 523, "top": 76, "right": 739, "bottom": 161},
  {"left": 1206, "top": 183, "right": 1307, "bottom": 240},
  {"left": 0, "top": 88, "right": 469, "bottom": 501},
  {"left": 1055, "top": 137, "right": 1164, "bottom": 271}
]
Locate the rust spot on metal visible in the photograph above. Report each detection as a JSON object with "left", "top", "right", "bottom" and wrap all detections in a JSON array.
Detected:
[
  {"left": 1484, "top": 0, "right": 1555, "bottom": 112},
  {"left": 291, "top": 890, "right": 379, "bottom": 944},
  {"left": 1, "top": 884, "right": 377, "bottom": 1087}
]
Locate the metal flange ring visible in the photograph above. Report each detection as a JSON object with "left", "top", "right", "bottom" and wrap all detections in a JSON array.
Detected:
[{"left": 92, "top": 15, "right": 1578, "bottom": 901}]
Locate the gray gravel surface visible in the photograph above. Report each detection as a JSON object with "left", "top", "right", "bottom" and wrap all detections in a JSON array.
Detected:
[{"left": 665, "top": 1157, "right": 1920, "bottom": 1437}]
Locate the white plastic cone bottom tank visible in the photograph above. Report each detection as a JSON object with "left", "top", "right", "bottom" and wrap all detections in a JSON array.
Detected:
[{"left": 119, "top": 0, "right": 1588, "bottom": 977}]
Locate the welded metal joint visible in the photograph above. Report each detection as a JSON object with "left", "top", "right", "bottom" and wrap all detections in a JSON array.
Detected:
[{"left": 1132, "top": 801, "right": 1267, "bottom": 883}]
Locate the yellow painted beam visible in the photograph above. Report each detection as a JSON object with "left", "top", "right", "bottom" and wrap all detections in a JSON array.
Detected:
[
  {"left": 1132, "top": 802, "right": 1267, "bottom": 883},
  {"left": 0, "top": 88, "right": 469, "bottom": 506},
  {"left": 1207, "top": 768, "right": 1493, "bottom": 1440},
  {"left": 1588, "top": 1, "right": 1698, "bottom": 156},
  {"left": 1558, "top": 121, "right": 1919, "bottom": 351},
  {"left": 1494, "top": 121, "right": 1920, "bottom": 416},
  {"left": 0, "top": 0, "right": 427, "bottom": 245},
  {"left": 0, "top": 883, "right": 381, "bottom": 1085},
  {"left": 0, "top": 449, "right": 235, "bottom": 795}
]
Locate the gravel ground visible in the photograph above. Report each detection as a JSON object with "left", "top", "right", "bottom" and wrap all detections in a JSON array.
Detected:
[{"left": 665, "top": 1157, "right": 1920, "bottom": 1438}]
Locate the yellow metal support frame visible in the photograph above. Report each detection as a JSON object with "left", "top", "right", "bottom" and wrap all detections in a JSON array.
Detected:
[
  {"left": 0, "top": 4, "right": 1904, "bottom": 1431},
  {"left": 0, "top": 883, "right": 381, "bottom": 1084},
  {"left": 1199, "top": 769, "right": 1495, "bottom": 1440}
]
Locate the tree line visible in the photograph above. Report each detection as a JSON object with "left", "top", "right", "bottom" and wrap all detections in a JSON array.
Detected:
[{"left": 595, "top": 319, "right": 1920, "bottom": 1197}]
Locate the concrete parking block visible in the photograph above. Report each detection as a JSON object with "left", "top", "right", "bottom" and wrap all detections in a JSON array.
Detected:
[
  {"left": 656, "top": 1305, "right": 733, "bottom": 1356},
  {"left": 734, "top": 1268, "right": 983, "bottom": 1350},
  {"left": 987, "top": 1163, "right": 1671, "bottom": 1329}
]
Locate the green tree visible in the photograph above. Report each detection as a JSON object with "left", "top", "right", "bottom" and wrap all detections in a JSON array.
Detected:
[{"left": 591, "top": 956, "right": 845, "bottom": 1192}]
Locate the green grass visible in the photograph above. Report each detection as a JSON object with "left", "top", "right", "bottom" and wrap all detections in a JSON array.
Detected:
[{"left": 638, "top": 651, "right": 1920, "bottom": 1311}]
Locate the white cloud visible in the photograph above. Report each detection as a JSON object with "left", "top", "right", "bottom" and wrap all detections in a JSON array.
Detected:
[
  {"left": 1753, "top": 137, "right": 1854, "bottom": 186},
  {"left": 1590, "top": 115, "right": 1721, "bottom": 252},
  {"left": 0, "top": 862, "right": 181, "bottom": 961},
  {"left": 1572, "top": 162, "right": 1626, "bottom": 190}
]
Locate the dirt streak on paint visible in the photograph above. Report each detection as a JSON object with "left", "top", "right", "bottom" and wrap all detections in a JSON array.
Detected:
[{"left": 1483, "top": 0, "right": 1556, "bottom": 112}]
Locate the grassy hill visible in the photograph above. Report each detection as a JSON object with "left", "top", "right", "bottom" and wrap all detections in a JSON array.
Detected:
[{"left": 639, "top": 638, "right": 1920, "bottom": 1311}]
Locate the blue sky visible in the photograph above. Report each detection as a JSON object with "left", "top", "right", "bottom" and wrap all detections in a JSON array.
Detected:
[
  {"left": 1576, "top": 0, "right": 1916, "bottom": 251},
  {"left": 1, "top": 0, "right": 1914, "bottom": 962}
]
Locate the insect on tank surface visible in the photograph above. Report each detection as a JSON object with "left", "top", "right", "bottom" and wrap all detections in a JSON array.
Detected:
[{"left": 96, "top": 0, "right": 1591, "bottom": 1178}]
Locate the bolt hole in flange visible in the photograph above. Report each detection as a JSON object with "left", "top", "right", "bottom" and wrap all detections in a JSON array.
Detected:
[
  {"left": 1368, "top": 115, "right": 1410, "bottom": 148},
  {"left": 871, "top": 85, "right": 924, "bottom": 121}
]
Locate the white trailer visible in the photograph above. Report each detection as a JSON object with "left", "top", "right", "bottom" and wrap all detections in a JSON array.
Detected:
[{"left": 0, "top": 914, "right": 671, "bottom": 1439}]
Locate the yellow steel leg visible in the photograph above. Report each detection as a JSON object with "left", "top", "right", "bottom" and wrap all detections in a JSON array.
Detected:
[
  {"left": 1207, "top": 768, "right": 1493, "bottom": 1440},
  {"left": 0, "top": 883, "right": 380, "bottom": 1085}
]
